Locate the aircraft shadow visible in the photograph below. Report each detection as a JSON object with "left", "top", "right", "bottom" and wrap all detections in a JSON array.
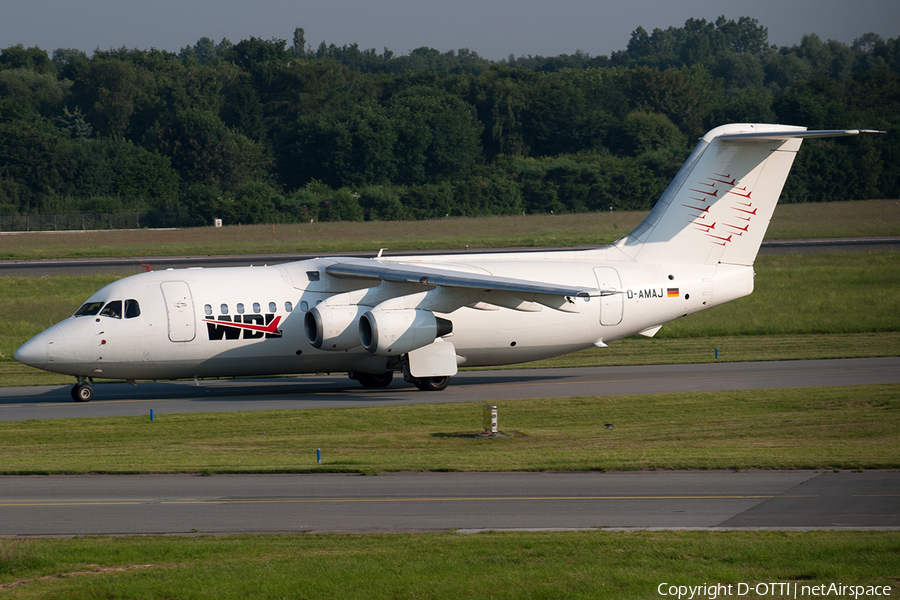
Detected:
[{"left": 0, "top": 370, "right": 575, "bottom": 406}]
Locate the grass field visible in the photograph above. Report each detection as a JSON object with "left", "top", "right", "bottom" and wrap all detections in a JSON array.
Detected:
[
  {"left": 1, "top": 531, "right": 897, "bottom": 599},
  {"left": 2, "top": 384, "right": 897, "bottom": 474},
  {"left": 1, "top": 199, "right": 898, "bottom": 260}
]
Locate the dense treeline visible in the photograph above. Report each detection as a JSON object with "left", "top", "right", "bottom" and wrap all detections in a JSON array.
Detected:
[{"left": 0, "top": 16, "right": 898, "bottom": 226}]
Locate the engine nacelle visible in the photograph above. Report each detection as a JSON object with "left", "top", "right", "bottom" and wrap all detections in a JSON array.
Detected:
[
  {"left": 304, "top": 305, "right": 369, "bottom": 350},
  {"left": 359, "top": 308, "right": 452, "bottom": 356}
]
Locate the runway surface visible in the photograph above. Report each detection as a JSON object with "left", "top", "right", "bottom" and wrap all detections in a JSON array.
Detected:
[
  {"left": 2, "top": 357, "right": 898, "bottom": 421},
  {"left": 1, "top": 470, "right": 896, "bottom": 535}
]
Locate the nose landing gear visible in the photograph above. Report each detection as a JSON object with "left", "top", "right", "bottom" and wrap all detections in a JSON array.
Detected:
[{"left": 71, "top": 377, "right": 94, "bottom": 402}]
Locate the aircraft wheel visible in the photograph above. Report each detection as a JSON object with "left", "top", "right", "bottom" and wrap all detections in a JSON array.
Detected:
[
  {"left": 71, "top": 384, "right": 94, "bottom": 402},
  {"left": 413, "top": 376, "right": 450, "bottom": 392},
  {"left": 355, "top": 371, "right": 394, "bottom": 388}
]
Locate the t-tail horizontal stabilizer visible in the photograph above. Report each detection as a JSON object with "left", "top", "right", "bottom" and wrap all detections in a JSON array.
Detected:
[{"left": 615, "top": 124, "right": 885, "bottom": 267}]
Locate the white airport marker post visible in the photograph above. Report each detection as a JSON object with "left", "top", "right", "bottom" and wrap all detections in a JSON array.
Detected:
[{"left": 483, "top": 405, "right": 498, "bottom": 434}]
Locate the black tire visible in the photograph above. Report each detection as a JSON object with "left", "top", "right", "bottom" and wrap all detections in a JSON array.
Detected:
[
  {"left": 413, "top": 376, "right": 450, "bottom": 391},
  {"left": 356, "top": 371, "right": 394, "bottom": 388},
  {"left": 72, "top": 384, "right": 93, "bottom": 402}
]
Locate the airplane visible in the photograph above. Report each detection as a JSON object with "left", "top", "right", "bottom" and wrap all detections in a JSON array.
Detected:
[{"left": 14, "top": 123, "right": 884, "bottom": 402}]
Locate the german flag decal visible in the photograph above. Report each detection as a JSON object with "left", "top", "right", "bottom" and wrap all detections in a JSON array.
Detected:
[{"left": 667, "top": 288, "right": 680, "bottom": 298}]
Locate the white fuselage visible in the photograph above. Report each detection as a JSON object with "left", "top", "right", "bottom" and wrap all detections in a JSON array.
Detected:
[{"left": 16, "top": 247, "right": 753, "bottom": 382}]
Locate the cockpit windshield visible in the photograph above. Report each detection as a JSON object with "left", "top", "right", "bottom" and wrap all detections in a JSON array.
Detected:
[
  {"left": 74, "top": 299, "right": 141, "bottom": 318},
  {"left": 74, "top": 301, "right": 104, "bottom": 317},
  {"left": 125, "top": 299, "right": 141, "bottom": 318},
  {"left": 100, "top": 300, "right": 123, "bottom": 319}
]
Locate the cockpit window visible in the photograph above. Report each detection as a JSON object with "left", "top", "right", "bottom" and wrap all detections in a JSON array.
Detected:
[
  {"left": 125, "top": 299, "right": 141, "bottom": 319},
  {"left": 74, "top": 301, "right": 104, "bottom": 317},
  {"left": 100, "top": 300, "right": 123, "bottom": 319}
]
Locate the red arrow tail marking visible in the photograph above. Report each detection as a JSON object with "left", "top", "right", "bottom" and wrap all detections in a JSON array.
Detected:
[{"left": 705, "top": 233, "right": 733, "bottom": 243}]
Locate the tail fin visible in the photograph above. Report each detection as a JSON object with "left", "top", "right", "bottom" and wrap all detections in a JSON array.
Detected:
[{"left": 615, "top": 124, "right": 880, "bottom": 266}]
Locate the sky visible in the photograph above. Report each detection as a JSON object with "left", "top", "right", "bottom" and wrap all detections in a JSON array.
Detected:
[{"left": 1, "top": 0, "right": 898, "bottom": 60}]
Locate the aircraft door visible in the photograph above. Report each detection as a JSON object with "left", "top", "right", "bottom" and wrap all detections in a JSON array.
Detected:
[
  {"left": 161, "top": 281, "right": 196, "bottom": 342},
  {"left": 594, "top": 267, "right": 623, "bottom": 326}
]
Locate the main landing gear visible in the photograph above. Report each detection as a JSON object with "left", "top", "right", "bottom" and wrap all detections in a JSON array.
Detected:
[
  {"left": 71, "top": 377, "right": 94, "bottom": 402},
  {"left": 350, "top": 371, "right": 394, "bottom": 388},
  {"left": 412, "top": 376, "right": 450, "bottom": 391},
  {"left": 349, "top": 371, "right": 450, "bottom": 391}
]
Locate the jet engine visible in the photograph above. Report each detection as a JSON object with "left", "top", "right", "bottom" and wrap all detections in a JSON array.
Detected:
[
  {"left": 359, "top": 307, "right": 452, "bottom": 356},
  {"left": 304, "top": 305, "right": 369, "bottom": 350}
]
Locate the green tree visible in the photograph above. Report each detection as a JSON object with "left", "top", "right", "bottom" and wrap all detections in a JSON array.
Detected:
[
  {"left": 0, "top": 68, "right": 69, "bottom": 118},
  {"left": 711, "top": 50, "right": 765, "bottom": 90},
  {"left": 611, "top": 111, "right": 685, "bottom": 156},
  {"left": 0, "top": 45, "right": 55, "bottom": 74},
  {"left": 54, "top": 107, "right": 93, "bottom": 139},
  {"left": 357, "top": 185, "right": 407, "bottom": 220},
  {"left": 51, "top": 48, "right": 88, "bottom": 80},
  {"left": 624, "top": 65, "right": 722, "bottom": 137},
  {"left": 715, "top": 16, "right": 769, "bottom": 54},
  {"left": 451, "top": 173, "right": 524, "bottom": 216},
  {"left": 707, "top": 87, "right": 776, "bottom": 125},
  {"left": 283, "top": 101, "right": 396, "bottom": 189},
  {"left": 0, "top": 122, "right": 75, "bottom": 211},
  {"left": 231, "top": 180, "right": 281, "bottom": 223},
  {"left": 152, "top": 108, "right": 270, "bottom": 190},
  {"left": 390, "top": 87, "right": 482, "bottom": 184},
  {"left": 317, "top": 188, "right": 364, "bottom": 221},
  {"left": 70, "top": 58, "right": 141, "bottom": 137},
  {"left": 464, "top": 64, "right": 532, "bottom": 158}
]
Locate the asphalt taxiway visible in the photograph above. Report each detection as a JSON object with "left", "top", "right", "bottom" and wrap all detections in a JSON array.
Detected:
[
  {"left": 1, "top": 470, "right": 896, "bottom": 535},
  {"left": 1, "top": 357, "right": 898, "bottom": 421}
]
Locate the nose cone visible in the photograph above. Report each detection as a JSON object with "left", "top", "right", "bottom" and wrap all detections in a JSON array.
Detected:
[{"left": 15, "top": 325, "right": 65, "bottom": 370}]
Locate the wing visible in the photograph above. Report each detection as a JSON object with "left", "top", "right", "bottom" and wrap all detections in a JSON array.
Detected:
[
  {"left": 324, "top": 257, "right": 603, "bottom": 299},
  {"left": 318, "top": 257, "right": 612, "bottom": 315}
]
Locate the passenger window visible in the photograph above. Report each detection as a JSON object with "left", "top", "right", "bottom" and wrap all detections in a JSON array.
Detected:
[
  {"left": 100, "top": 300, "right": 123, "bottom": 319},
  {"left": 300, "top": 301, "right": 309, "bottom": 312},
  {"left": 237, "top": 303, "right": 245, "bottom": 314},
  {"left": 74, "top": 301, "right": 104, "bottom": 317},
  {"left": 269, "top": 302, "right": 277, "bottom": 313},
  {"left": 220, "top": 304, "right": 229, "bottom": 315},
  {"left": 204, "top": 304, "right": 213, "bottom": 316},
  {"left": 253, "top": 302, "right": 261, "bottom": 313},
  {"left": 285, "top": 301, "right": 293, "bottom": 312},
  {"left": 125, "top": 299, "right": 141, "bottom": 319}
]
